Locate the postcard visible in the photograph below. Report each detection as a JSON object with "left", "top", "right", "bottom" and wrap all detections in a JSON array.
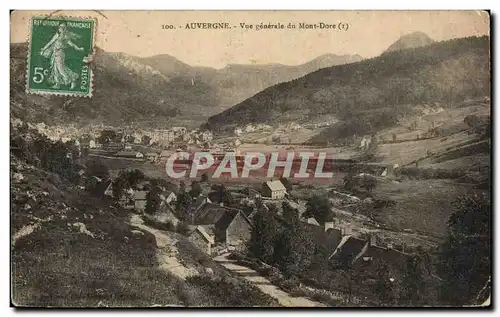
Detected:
[{"left": 10, "top": 10, "right": 491, "bottom": 308}]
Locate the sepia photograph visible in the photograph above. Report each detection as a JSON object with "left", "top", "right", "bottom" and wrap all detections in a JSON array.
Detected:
[{"left": 9, "top": 10, "right": 491, "bottom": 308}]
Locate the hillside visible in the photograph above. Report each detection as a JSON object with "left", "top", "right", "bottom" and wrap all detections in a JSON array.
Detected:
[
  {"left": 211, "top": 54, "right": 363, "bottom": 109},
  {"left": 205, "top": 36, "right": 490, "bottom": 140},
  {"left": 10, "top": 44, "right": 218, "bottom": 128},
  {"left": 384, "top": 31, "right": 435, "bottom": 53},
  {"left": 10, "top": 126, "right": 279, "bottom": 307},
  {"left": 10, "top": 42, "right": 361, "bottom": 128}
]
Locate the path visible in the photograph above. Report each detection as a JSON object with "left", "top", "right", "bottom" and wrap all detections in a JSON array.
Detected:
[
  {"left": 130, "top": 214, "right": 197, "bottom": 279},
  {"left": 214, "top": 253, "right": 324, "bottom": 307}
]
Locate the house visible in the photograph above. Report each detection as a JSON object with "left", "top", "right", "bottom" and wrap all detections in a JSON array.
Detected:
[
  {"left": 187, "top": 195, "right": 212, "bottom": 217},
  {"left": 91, "top": 178, "right": 112, "bottom": 198},
  {"left": 146, "top": 152, "right": 158, "bottom": 162},
  {"left": 302, "top": 221, "right": 343, "bottom": 256},
  {"left": 347, "top": 235, "right": 412, "bottom": 286},
  {"left": 134, "top": 190, "right": 148, "bottom": 213},
  {"left": 119, "top": 188, "right": 135, "bottom": 209},
  {"left": 160, "top": 190, "right": 177, "bottom": 206},
  {"left": 115, "top": 150, "right": 144, "bottom": 159},
  {"left": 359, "top": 135, "right": 372, "bottom": 150},
  {"left": 329, "top": 236, "right": 368, "bottom": 268},
  {"left": 187, "top": 226, "right": 215, "bottom": 255},
  {"left": 202, "top": 130, "right": 213, "bottom": 142},
  {"left": 189, "top": 203, "right": 253, "bottom": 248},
  {"left": 104, "top": 181, "right": 114, "bottom": 197},
  {"left": 135, "top": 180, "right": 151, "bottom": 191},
  {"left": 245, "top": 125, "right": 255, "bottom": 133},
  {"left": 234, "top": 127, "right": 243, "bottom": 136},
  {"left": 306, "top": 217, "right": 321, "bottom": 226},
  {"left": 262, "top": 180, "right": 287, "bottom": 199},
  {"left": 172, "top": 127, "right": 187, "bottom": 135}
]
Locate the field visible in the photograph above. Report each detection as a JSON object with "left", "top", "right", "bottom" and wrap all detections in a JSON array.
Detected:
[{"left": 368, "top": 179, "right": 486, "bottom": 238}]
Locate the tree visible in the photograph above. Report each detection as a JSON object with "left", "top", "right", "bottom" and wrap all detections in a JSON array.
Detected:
[
  {"left": 249, "top": 210, "right": 278, "bottom": 263},
  {"left": 358, "top": 136, "right": 379, "bottom": 162},
  {"left": 125, "top": 134, "right": 135, "bottom": 143},
  {"left": 200, "top": 173, "right": 209, "bottom": 183},
  {"left": 209, "top": 184, "right": 234, "bottom": 206},
  {"left": 282, "top": 201, "right": 299, "bottom": 223},
  {"left": 273, "top": 219, "right": 314, "bottom": 278},
  {"left": 98, "top": 130, "right": 117, "bottom": 144},
  {"left": 125, "top": 169, "right": 146, "bottom": 186},
  {"left": 176, "top": 182, "right": 193, "bottom": 216},
  {"left": 373, "top": 260, "right": 396, "bottom": 306},
  {"left": 280, "top": 176, "right": 293, "bottom": 193},
  {"left": 303, "top": 194, "right": 333, "bottom": 225},
  {"left": 189, "top": 181, "right": 202, "bottom": 198},
  {"left": 360, "top": 175, "right": 377, "bottom": 194},
  {"left": 112, "top": 174, "right": 129, "bottom": 200},
  {"left": 141, "top": 135, "right": 151, "bottom": 145},
  {"left": 112, "top": 169, "right": 145, "bottom": 199},
  {"left": 439, "top": 193, "right": 491, "bottom": 305},
  {"left": 86, "top": 160, "right": 109, "bottom": 180},
  {"left": 146, "top": 186, "right": 163, "bottom": 214},
  {"left": 400, "top": 255, "right": 425, "bottom": 305},
  {"left": 267, "top": 203, "right": 279, "bottom": 215}
]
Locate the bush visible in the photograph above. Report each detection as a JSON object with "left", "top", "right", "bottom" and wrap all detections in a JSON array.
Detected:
[
  {"left": 142, "top": 215, "right": 175, "bottom": 231},
  {"left": 185, "top": 274, "right": 279, "bottom": 307},
  {"left": 176, "top": 222, "right": 190, "bottom": 235}
]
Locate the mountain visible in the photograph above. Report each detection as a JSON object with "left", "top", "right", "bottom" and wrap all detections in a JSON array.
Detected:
[
  {"left": 205, "top": 54, "right": 364, "bottom": 110},
  {"left": 384, "top": 31, "right": 435, "bottom": 53},
  {"left": 205, "top": 36, "right": 490, "bottom": 141},
  {"left": 301, "top": 53, "right": 364, "bottom": 73},
  {"left": 10, "top": 44, "right": 219, "bottom": 128},
  {"left": 10, "top": 42, "right": 363, "bottom": 127}
]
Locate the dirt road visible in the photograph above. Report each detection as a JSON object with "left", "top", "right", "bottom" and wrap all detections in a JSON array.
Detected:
[
  {"left": 214, "top": 253, "right": 324, "bottom": 307},
  {"left": 130, "top": 214, "right": 197, "bottom": 279}
]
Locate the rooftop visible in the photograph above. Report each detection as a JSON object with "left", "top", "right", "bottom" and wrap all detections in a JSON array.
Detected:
[{"left": 264, "top": 180, "right": 286, "bottom": 192}]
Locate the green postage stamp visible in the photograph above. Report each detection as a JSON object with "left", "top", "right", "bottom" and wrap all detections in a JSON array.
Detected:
[{"left": 26, "top": 16, "right": 96, "bottom": 97}]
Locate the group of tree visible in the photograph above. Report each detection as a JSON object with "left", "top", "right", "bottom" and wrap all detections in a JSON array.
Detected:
[
  {"left": 145, "top": 185, "right": 163, "bottom": 214},
  {"left": 438, "top": 193, "right": 491, "bottom": 305},
  {"left": 208, "top": 184, "right": 234, "bottom": 206},
  {"left": 302, "top": 194, "right": 333, "bottom": 225},
  {"left": 112, "top": 169, "right": 146, "bottom": 200},
  {"left": 176, "top": 181, "right": 193, "bottom": 218},
  {"left": 98, "top": 129, "right": 119, "bottom": 144},
  {"left": 11, "top": 126, "right": 81, "bottom": 183},
  {"left": 343, "top": 173, "right": 378, "bottom": 195},
  {"left": 249, "top": 206, "right": 315, "bottom": 278}
]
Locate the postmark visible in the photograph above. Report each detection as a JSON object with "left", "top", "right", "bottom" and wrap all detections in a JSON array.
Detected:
[{"left": 26, "top": 16, "right": 96, "bottom": 97}]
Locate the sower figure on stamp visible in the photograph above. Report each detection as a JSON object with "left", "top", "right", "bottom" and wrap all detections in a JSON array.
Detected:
[{"left": 40, "top": 23, "right": 84, "bottom": 90}]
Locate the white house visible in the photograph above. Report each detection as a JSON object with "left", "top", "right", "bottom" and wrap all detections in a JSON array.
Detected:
[
  {"left": 160, "top": 190, "right": 177, "bottom": 206},
  {"left": 202, "top": 130, "right": 213, "bottom": 142},
  {"left": 234, "top": 127, "right": 243, "bottom": 137},
  {"left": 359, "top": 136, "right": 372, "bottom": 150},
  {"left": 245, "top": 125, "right": 255, "bottom": 133},
  {"left": 262, "top": 180, "right": 287, "bottom": 200}
]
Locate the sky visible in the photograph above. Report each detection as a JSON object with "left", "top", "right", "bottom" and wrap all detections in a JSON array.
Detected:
[{"left": 10, "top": 10, "right": 490, "bottom": 69}]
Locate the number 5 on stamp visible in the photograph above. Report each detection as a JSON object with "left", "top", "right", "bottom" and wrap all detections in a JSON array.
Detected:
[{"left": 26, "top": 16, "right": 96, "bottom": 97}]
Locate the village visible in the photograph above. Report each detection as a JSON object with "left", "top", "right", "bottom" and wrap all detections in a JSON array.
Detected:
[{"left": 10, "top": 111, "right": 489, "bottom": 306}]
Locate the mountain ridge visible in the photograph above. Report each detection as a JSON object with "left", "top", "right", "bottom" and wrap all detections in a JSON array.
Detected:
[
  {"left": 10, "top": 42, "right": 363, "bottom": 127},
  {"left": 205, "top": 36, "right": 490, "bottom": 141}
]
